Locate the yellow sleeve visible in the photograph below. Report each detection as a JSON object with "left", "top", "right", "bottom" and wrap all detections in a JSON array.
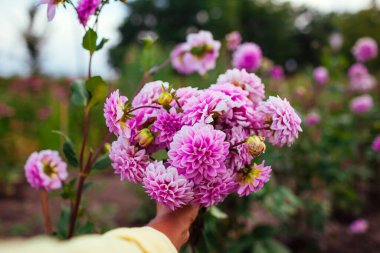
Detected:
[{"left": 0, "top": 227, "right": 177, "bottom": 253}]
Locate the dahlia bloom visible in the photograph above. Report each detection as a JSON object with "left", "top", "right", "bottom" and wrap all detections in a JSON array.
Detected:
[
  {"left": 168, "top": 123, "right": 230, "bottom": 183},
  {"left": 313, "top": 66, "right": 329, "bottom": 86},
  {"left": 170, "top": 87, "right": 200, "bottom": 108},
  {"left": 329, "top": 32, "right": 343, "bottom": 51},
  {"left": 193, "top": 170, "right": 237, "bottom": 207},
  {"left": 257, "top": 96, "right": 302, "bottom": 147},
  {"left": 304, "top": 112, "right": 321, "bottom": 126},
  {"left": 372, "top": 136, "right": 380, "bottom": 152},
  {"left": 77, "top": 0, "right": 101, "bottom": 26},
  {"left": 170, "top": 43, "right": 194, "bottom": 75},
  {"left": 182, "top": 90, "right": 231, "bottom": 125},
  {"left": 349, "top": 219, "right": 368, "bottom": 234},
  {"left": 217, "top": 68, "right": 265, "bottom": 106},
  {"left": 350, "top": 95, "right": 373, "bottom": 113},
  {"left": 109, "top": 136, "right": 150, "bottom": 183},
  {"left": 237, "top": 161, "right": 271, "bottom": 197},
  {"left": 352, "top": 37, "right": 378, "bottom": 62},
  {"left": 225, "top": 126, "right": 253, "bottom": 172},
  {"left": 151, "top": 109, "right": 185, "bottom": 148},
  {"left": 348, "top": 63, "right": 368, "bottom": 79},
  {"left": 24, "top": 150, "right": 68, "bottom": 191},
  {"left": 226, "top": 31, "right": 242, "bottom": 51},
  {"left": 270, "top": 65, "right": 284, "bottom": 80},
  {"left": 209, "top": 83, "right": 250, "bottom": 106},
  {"left": 104, "top": 90, "right": 129, "bottom": 137},
  {"left": 348, "top": 63, "right": 377, "bottom": 92},
  {"left": 232, "top": 42, "right": 263, "bottom": 72},
  {"left": 143, "top": 161, "right": 194, "bottom": 210},
  {"left": 38, "top": 0, "right": 63, "bottom": 21}
]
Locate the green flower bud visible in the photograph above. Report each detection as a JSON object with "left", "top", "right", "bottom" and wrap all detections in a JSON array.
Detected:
[
  {"left": 135, "top": 128, "right": 154, "bottom": 147},
  {"left": 246, "top": 136, "right": 266, "bottom": 157},
  {"left": 157, "top": 91, "right": 173, "bottom": 106}
]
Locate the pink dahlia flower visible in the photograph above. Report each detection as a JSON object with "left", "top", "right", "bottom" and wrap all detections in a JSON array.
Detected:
[
  {"left": 151, "top": 109, "right": 185, "bottom": 148},
  {"left": 217, "top": 68, "right": 265, "bottom": 106},
  {"left": 313, "top": 66, "right": 329, "bottom": 86},
  {"left": 143, "top": 161, "right": 194, "bottom": 210},
  {"left": 170, "top": 43, "right": 194, "bottom": 75},
  {"left": 168, "top": 123, "right": 230, "bottom": 183},
  {"left": 237, "top": 161, "right": 271, "bottom": 197},
  {"left": 232, "top": 42, "right": 263, "bottom": 72},
  {"left": 209, "top": 83, "right": 251, "bottom": 106},
  {"left": 24, "top": 150, "right": 68, "bottom": 191},
  {"left": 77, "top": 0, "right": 101, "bottom": 26},
  {"left": 193, "top": 170, "right": 237, "bottom": 207},
  {"left": 109, "top": 136, "right": 150, "bottom": 183},
  {"left": 170, "top": 86, "right": 200, "bottom": 108},
  {"left": 350, "top": 95, "right": 373, "bottom": 113},
  {"left": 348, "top": 64, "right": 376, "bottom": 92},
  {"left": 329, "top": 32, "right": 343, "bottom": 51},
  {"left": 182, "top": 90, "right": 231, "bottom": 125},
  {"left": 349, "top": 219, "right": 368, "bottom": 234},
  {"left": 104, "top": 90, "right": 129, "bottom": 137},
  {"left": 372, "top": 136, "right": 380, "bottom": 152},
  {"left": 352, "top": 37, "right": 378, "bottom": 62},
  {"left": 348, "top": 63, "right": 368, "bottom": 79},
  {"left": 257, "top": 96, "right": 302, "bottom": 147},
  {"left": 304, "top": 112, "right": 321, "bottom": 126},
  {"left": 225, "top": 126, "right": 253, "bottom": 172},
  {"left": 226, "top": 31, "right": 242, "bottom": 51},
  {"left": 270, "top": 65, "right": 284, "bottom": 80},
  {"left": 38, "top": 0, "right": 62, "bottom": 21}
]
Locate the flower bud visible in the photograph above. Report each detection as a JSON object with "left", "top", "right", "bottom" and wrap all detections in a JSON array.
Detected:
[
  {"left": 135, "top": 128, "right": 154, "bottom": 147},
  {"left": 246, "top": 136, "right": 266, "bottom": 157},
  {"left": 157, "top": 91, "right": 173, "bottom": 106},
  {"left": 104, "top": 143, "right": 111, "bottom": 153}
]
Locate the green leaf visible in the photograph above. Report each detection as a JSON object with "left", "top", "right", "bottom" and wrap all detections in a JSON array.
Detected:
[
  {"left": 77, "top": 221, "right": 95, "bottom": 235},
  {"left": 208, "top": 206, "right": 228, "bottom": 219},
  {"left": 61, "top": 178, "right": 77, "bottom": 200},
  {"left": 263, "top": 239, "right": 290, "bottom": 253},
  {"left": 63, "top": 140, "right": 79, "bottom": 167},
  {"left": 96, "top": 38, "right": 109, "bottom": 51},
  {"left": 92, "top": 154, "right": 111, "bottom": 170},
  {"left": 71, "top": 80, "right": 88, "bottom": 107},
  {"left": 82, "top": 28, "right": 98, "bottom": 54},
  {"left": 56, "top": 206, "right": 70, "bottom": 239},
  {"left": 86, "top": 76, "right": 108, "bottom": 109}
]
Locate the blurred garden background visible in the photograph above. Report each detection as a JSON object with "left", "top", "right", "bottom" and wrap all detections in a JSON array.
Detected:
[{"left": 1, "top": 0, "right": 380, "bottom": 252}]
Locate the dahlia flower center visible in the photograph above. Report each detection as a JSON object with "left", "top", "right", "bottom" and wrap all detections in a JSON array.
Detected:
[
  {"left": 190, "top": 44, "right": 213, "bottom": 58},
  {"left": 241, "top": 167, "right": 261, "bottom": 184},
  {"left": 43, "top": 163, "right": 58, "bottom": 178},
  {"left": 55, "top": 0, "right": 65, "bottom": 3}
]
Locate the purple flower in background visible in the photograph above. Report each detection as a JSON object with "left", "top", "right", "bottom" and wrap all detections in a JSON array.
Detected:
[
  {"left": 226, "top": 31, "right": 242, "bottom": 51},
  {"left": 270, "top": 65, "right": 284, "bottom": 80},
  {"left": 350, "top": 95, "right": 373, "bottom": 113},
  {"left": 329, "top": 32, "right": 343, "bottom": 51},
  {"left": 143, "top": 161, "right": 194, "bottom": 210},
  {"left": 257, "top": 96, "right": 302, "bottom": 147},
  {"left": 170, "top": 43, "right": 194, "bottom": 75},
  {"left": 313, "top": 66, "right": 329, "bottom": 86},
  {"left": 38, "top": 0, "right": 63, "bottom": 21},
  {"left": 77, "top": 0, "right": 101, "bottom": 26},
  {"left": 109, "top": 136, "right": 150, "bottom": 183},
  {"left": 348, "top": 63, "right": 368, "bottom": 79},
  {"left": 304, "top": 112, "right": 321, "bottom": 126},
  {"left": 233, "top": 43, "right": 263, "bottom": 72},
  {"left": 104, "top": 90, "right": 129, "bottom": 137},
  {"left": 372, "top": 136, "right": 380, "bottom": 152},
  {"left": 168, "top": 123, "right": 230, "bottom": 183},
  {"left": 352, "top": 37, "right": 378, "bottom": 62},
  {"left": 348, "top": 63, "right": 376, "bottom": 92},
  {"left": 217, "top": 68, "right": 265, "bottom": 106},
  {"left": 0, "top": 103, "right": 15, "bottom": 118},
  {"left": 24, "top": 150, "right": 68, "bottom": 191},
  {"left": 349, "top": 219, "right": 368, "bottom": 234},
  {"left": 193, "top": 170, "right": 237, "bottom": 207},
  {"left": 151, "top": 109, "right": 185, "bottom": 148},
  {"left": 237, "top": 161, "right": 271, "bottom": 197}
]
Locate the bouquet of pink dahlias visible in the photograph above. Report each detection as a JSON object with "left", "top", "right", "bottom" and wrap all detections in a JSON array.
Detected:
[{"left": 104, "top": 69, "right": 302, "bottom": 210}]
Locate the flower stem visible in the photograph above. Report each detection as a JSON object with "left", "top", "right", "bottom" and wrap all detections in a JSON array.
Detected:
[
  {"left": 39, "top": 188, "right": 52, "bottom": 235},
  {"left": 68, "top": 149, "right": 93, "bottom": 239},
  {"left": 79, "top": 108, "right": 90, "bottom": 171},
  {"left": 128, "top": 105, "right": 161, "bottom": 114},
  {"left": 90, "top": 132, "right": 112, "bottom": 167},
  {"left": 231, "top": 140, "right": 246, "bottom": 148},
  {"left": 134, "top": 58, "right": 171, "bottom": 97}
]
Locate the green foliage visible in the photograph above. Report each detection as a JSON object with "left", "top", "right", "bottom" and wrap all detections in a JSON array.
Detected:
[
  {"left": 86, "top": 76, "right": 108, "bottom": 109},
  {"left": 71, "top": 80, "right": 88, "bottom": 107},
  {"left": 92, "top": 154, "right": 111, "bottom": 170},
  {"left": 82, "top": 28, "right": 98, "bottom": 54}
]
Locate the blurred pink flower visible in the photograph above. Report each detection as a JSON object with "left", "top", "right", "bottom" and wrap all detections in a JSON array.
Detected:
[
  {"left": 304, "top": 112, "right": 320, "bottom": 126},
  {"left": 257, "top": 96, "right": 302, "bottom": 147},
  {"left": 226, "top": 31, "right": 242, "bottom": 51},
  {"left": 233, "top": 43, "right": 263, "bottom": 72},
  {"left": 270, "top": 65, "right": 284, "bottom": 80},
  {"left": 329, "top": 32, "right": 343, "bottom": 51},
  {"left": 143, "top": 161, "right": 194, "bottom": 210},
  {"left": 372, "top": 136, "right": 380, "bottom": 152},
  {"left": 348, "top": 64, "right": 376, "bottom": 92},
  {"left": 77, "top": 0, "right": 101, "bottom": 26},
  {"left": 37, "top": 106, "right": 52, "bottom": 120},
  {"left": 170, "top": 43, "right": 194, "bottom": 75},
  {"left": 0, "top": 103, "right": 15, "bottom": 118},
  {"left": 109, "top": 136, "right": 150, "bottom": 183},
  {"left": 38, "top": 0, "right": 63, "bottom": 21},
  {"left": 352, "top": 37, "right": 378, "bottom": 62},
  {"left": 24, "top": 150, "right": 68, "bottom": 191},
  {"left": 168, "top": 123, "right": 230, "bottom": 183},
  {"left": 350, "top": 95, "right": 373, "bottom": 113},
  {"left": 313, "top": 66, "right": 329, "bottom": 86},
  {"left": 237, "top": 161, "right": 271, "bottom": 197},
  {"left": 349, "top": 219, "right": 368, "bottom": 234}
]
